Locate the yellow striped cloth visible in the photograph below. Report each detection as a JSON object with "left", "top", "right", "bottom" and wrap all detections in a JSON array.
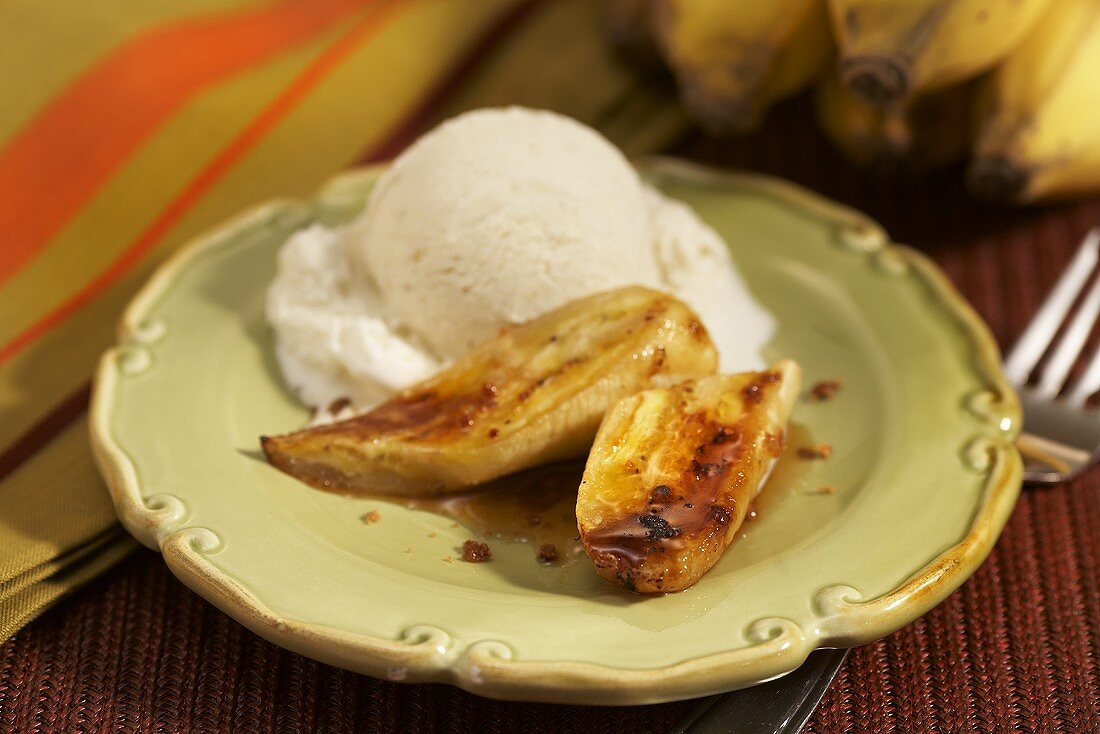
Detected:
[{"left": 0, "top": 0, "right": 686, "bottom": 638}]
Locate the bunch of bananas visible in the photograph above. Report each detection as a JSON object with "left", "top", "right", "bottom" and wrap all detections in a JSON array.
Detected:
[{"left": 602, "top": 0, "right": 1100, "bottom": 205}]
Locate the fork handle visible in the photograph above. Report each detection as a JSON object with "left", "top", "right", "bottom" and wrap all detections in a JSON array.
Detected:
[{"left": 669, "top": 649, "right": 849, "bottom": 734}]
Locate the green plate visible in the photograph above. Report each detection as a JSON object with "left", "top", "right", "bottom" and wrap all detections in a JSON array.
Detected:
[{"left": 90, "top": 159, "right": 1022, "bottom": 705}]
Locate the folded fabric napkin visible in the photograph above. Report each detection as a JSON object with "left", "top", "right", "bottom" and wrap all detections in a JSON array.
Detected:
[{"left": 0, "top": 0, "right": 686, "bottom": 639}]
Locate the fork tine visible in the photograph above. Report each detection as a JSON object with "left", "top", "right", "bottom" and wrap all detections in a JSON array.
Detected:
[
  {"left": 1004, "top": 228, "right": 1100, "bottom": 384},
  {"left": 1064, "top": 343, "right": 1100, "bottom": 406},
  {"left": 1035, "top": 267, "right": 1100, "bottom": 398}
]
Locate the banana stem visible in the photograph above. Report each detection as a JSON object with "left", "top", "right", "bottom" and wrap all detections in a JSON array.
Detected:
[
  {"left": 839, "top": 1, "right": 948, "bottom": 105},
  {"left": 968, "top": 156, "right": 1029, "bottom": 204},
  {"left": 841, "top": 56, "right": 910, "bottom": 105}
]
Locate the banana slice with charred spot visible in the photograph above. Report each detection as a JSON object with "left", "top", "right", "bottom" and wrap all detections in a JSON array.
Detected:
[
  {"left": 577, "top": 360, "right": 800, "bottom": 593},
  {"left": 262, "top": 286, "right": 718, "bottom": 496}
]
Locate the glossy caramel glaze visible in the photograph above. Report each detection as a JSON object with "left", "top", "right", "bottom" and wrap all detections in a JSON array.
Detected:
[
  {"left": 262, "top": 286, "right": 718, "bottom": 496},
  {"left": 577, "top": 362, "right": 801, "bottom": 593},
  {"left": 404, "top": 461, "right": 585, "bottom": 563}
]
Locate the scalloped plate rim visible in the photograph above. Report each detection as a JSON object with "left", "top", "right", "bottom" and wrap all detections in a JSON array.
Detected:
[{"left": 89, "top": 158, "right": 1022, "bottom": 705}]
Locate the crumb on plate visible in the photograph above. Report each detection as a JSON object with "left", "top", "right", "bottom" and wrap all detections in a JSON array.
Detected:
[
  {"left": 360, "top": 510, "right": 380, "bottom": 524},
  {"left": 798, "top": 443, "right": 833, "bottom": 460},
  {"left": 813, "top": 485, "right": 838, "bottom": 495},
  {"left": 462, "top": 540, "right": 492, "bottom": 563},
  {"left": 808, "top": 379, "right": 842, "bottom": 402},
  {"left": 328, "top": 396, "right": 352, "bottom": 414},
  {"left": 536, "top": 544, "right": 559, "bottom": 564}
]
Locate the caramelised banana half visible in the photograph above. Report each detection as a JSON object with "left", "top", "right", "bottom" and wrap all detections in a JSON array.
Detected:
[
  {"left": 577, "top": 360, "right": 800, "bottom": 593},
  {"left": 262, "top": 286, "right": 718, "bottom": 496}
]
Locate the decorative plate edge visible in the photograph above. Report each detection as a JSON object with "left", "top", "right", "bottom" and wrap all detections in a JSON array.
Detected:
[
  {"left": 89, "top": 200, "right": 314, "bottom": 551},
  {"left": 88, "top": 160, "right": 1023, "bottom": 704},
  {"left": 642, "top": 157, "right": 1023, "bottom": 641}
]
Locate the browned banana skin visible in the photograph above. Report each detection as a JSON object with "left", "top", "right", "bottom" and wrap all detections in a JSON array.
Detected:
[{"left": 262, "top": 286, "right": 718, "bottom": 497}]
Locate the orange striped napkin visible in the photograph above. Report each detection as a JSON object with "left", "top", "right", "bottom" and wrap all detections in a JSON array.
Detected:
[{"left": 0, "top": 0, "right": 686, "bottom": 638}]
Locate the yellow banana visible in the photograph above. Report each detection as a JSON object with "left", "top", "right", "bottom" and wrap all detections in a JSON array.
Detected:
[
  {"left": 815, "top": 71, "right": 974, "bottom": 171},
  {"left": 969, "top": 0, "right": 1100, "bottom": 204},
  {"left": 652, "top": 0, "right": 832, "bottom": 135},
  {"left": 829, "top": 0, "right": 1053, "bottom": 105}
]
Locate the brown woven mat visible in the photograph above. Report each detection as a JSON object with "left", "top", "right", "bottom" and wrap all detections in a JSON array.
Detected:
[{"left": 2, "top": 99, "right": 1100, "bottom": 733}]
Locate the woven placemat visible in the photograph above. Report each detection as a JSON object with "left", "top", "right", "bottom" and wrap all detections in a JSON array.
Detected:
[{"left": 2, "top": 99, "right": 1099, "bottom": 733}]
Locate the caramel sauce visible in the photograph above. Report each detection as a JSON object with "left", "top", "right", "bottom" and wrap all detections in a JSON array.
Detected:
[
  {"left": 357, "top": 422, "right": 814, "bottom": 570},
  {"left": 400, "top": 461, "right": 586, "bottom": 561},
  {"left": 751, "top": 421, "right": 815, "bottom": 514},
  {"left": 740, "top": 370, "right": 780, "bottom": 406},
  {"left": 306, "top": 385, "right": 499, "bottom": 442},
  {"left": 582, "top": 372, "right": 786, "bottom": 580},
  {"left": 583, "top": 412, "right": 747, "bottom": 571}
]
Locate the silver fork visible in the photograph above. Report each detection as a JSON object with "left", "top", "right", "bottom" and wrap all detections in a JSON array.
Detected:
[
  {"left": 1005, "top": 227, "right": 1100, "bottom": 484},
  {"left": 671, "top": 227, "right": 1100, "bottom": 734}
]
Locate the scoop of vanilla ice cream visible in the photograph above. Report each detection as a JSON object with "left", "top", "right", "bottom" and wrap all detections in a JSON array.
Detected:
[
  {"left": 267, "top": 107, "right": 774, "bottom": 421},
  {"left": 351, "top": 107, "right": 664, "bottom": 358}
]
